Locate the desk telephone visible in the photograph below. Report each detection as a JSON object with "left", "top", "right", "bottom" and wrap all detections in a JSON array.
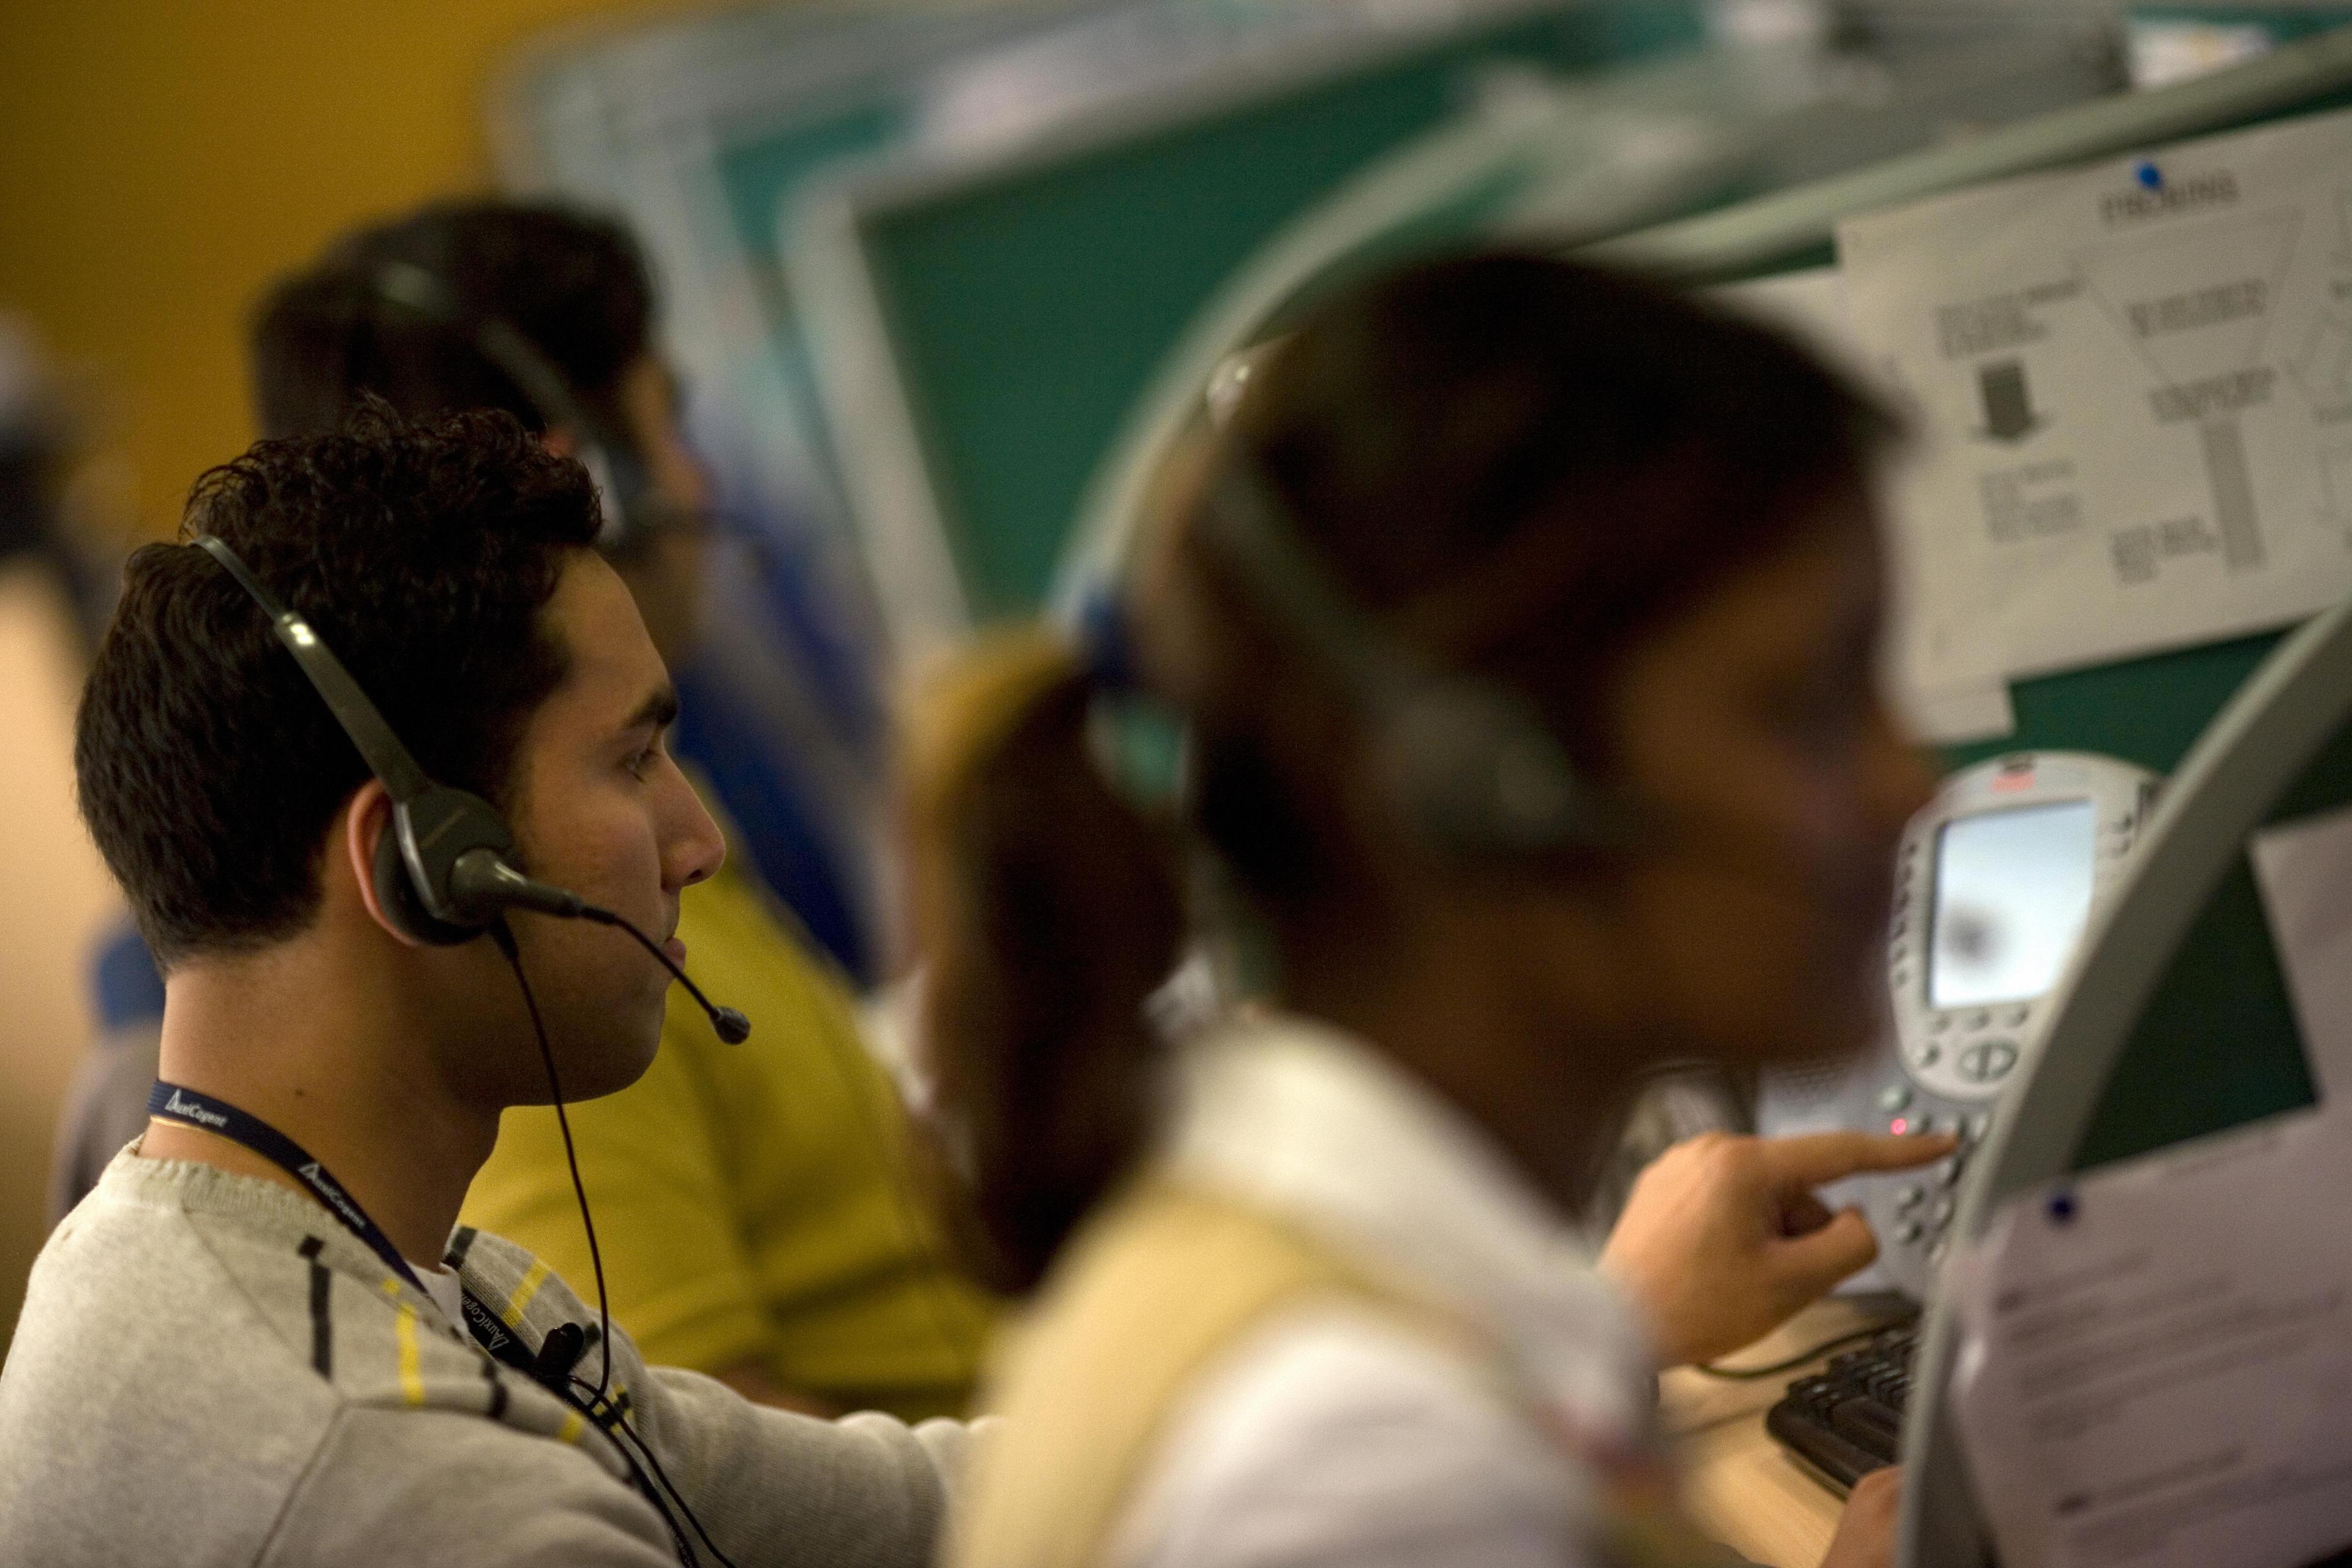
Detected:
[{"left": 1757, "top": 750, "right": 2158, "bottom": 1299}]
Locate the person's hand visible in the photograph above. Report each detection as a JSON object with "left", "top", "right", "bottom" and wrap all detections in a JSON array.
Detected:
[
  {"left": 1817, "top": 1467, "right": 1901, "bottom": 1568},
  {"left": 1597, "top": 1129, "right": 1956, "bottom": 1367}
]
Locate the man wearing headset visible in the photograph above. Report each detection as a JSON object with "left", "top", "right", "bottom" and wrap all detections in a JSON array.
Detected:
[
  {"left": 0, "top": 408, "right": 970, "bottom": 1566},
  {"left": 50, "top": 200, "right": 996, "bottom": 1420}
]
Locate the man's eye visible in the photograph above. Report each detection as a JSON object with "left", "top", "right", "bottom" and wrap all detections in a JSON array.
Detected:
[{"left": 625, "top": 742, "right": 661, "bottom": 780}]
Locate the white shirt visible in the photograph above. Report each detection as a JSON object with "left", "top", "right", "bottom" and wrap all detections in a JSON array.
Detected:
[
  {"left": 412, "top": 1260, "right": 467, "bottom": 1327},
  {"left": 1110, "top": 1014, "right": 1658, "bottom": 1568}
]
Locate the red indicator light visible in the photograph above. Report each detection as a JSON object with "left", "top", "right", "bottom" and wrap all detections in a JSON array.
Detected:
[{"left": 1890, "top": 1117, "right": 1910, "bottom": 1136}]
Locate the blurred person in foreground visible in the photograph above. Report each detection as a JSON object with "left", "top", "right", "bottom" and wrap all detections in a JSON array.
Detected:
[
  {"left": 1, "top": 410, "right": 971, "bottom": 1566},
  {"left": 908, "top": 253, "right": 1953, "bottom": 1568},
  {"left": 48, "top": 200, "right": 994, "bottom": 1421}
]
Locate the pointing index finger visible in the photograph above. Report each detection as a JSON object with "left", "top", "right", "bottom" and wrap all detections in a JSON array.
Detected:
[{"left": 1756, "top": 1129, "right": 1960, "bottom": 1189}]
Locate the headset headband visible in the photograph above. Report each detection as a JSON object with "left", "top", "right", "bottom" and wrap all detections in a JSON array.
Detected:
[
  {"left": 367, "top": 260, "right": 641, "bottom": 554},
  {"left": 193, "top": 535, "right": 432, "bottom": 805}
]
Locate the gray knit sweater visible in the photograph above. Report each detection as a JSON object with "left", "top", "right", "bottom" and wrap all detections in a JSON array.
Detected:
[{"left": 0, "top": 1150, "right": 977, "bottom": 1566}]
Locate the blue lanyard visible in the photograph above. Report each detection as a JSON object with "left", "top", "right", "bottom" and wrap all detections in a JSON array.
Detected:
[
  {"left": 147, "top": 1079, "right": 590, "bottom": 1385},
  {"left": 148, "top": 1080, "right": 428, "bottom": 1294}
]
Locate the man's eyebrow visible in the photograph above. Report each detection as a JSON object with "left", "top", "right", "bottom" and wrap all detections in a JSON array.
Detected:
[{"left": 620, "top": 685, "right": 680, "bottom": 736}]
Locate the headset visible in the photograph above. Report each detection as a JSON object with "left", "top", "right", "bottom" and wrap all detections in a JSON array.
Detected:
[
  {"left": 367, "top": 258, "right": 660, "bottom": 560},
  {"left": 1182, "top": 414, "right": 1616, "bottom": 864},
  {"left": 193, "top": 532, "right": 748, "bottom": 1043}
]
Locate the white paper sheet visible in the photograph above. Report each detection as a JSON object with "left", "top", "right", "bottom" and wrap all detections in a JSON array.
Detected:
[
  {"left": 1839, "top": 107, "right": 2352, "bottom": 691},
  {"left": 1708, "top": 268, "right": 2016, "bottom": 744},
  {"left": 2250, "top": 802, "right": 2352, "bottom": 1098},
  {"left": 1947, "top": 1108, "right": 2352, "bottom": 1568}
]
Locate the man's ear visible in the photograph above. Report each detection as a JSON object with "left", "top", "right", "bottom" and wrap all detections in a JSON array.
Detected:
[
  {"left": 343, "top": 780, "right": 427, "bottom": 949},
  {"left": 539, "top": 426, "right": 580, "bottom": 461}
]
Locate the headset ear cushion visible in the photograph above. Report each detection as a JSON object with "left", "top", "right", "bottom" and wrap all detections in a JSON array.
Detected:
[
  {"left": 1377, "top": 680, "right": 1593, "bottom": 859},
  {"left": 371, "top": 812, "right": 481, "bottom": 947}
]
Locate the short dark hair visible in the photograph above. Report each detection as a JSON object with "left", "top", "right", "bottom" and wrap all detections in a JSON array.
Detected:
[
  {"left": 75, "top": 405, "right": 603, "bottom": 966},
  {"left": 249, "top": 200, "right": 654, "bottom": 446}
]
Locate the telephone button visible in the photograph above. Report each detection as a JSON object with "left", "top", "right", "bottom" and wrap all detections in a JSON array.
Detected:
[
  {"left": 1929, "top": 1196, "right": 1955, "bottom": 1227},
  {"left": 2000, "top": 1005, "right": 2029, "bottom": 1027},
  {"left": 1959, "top": 1041, "right": 2019, "bottom": 1083},
  {"left": 1935, "top": 1157, "right": 1965, "bottom": 1189},
  {"left": 1877, "top": 1084, "right": 1913, "bottom": 1114},
  {"left": 1964, "top": 1010, "right": 1991, "bottom": 1030},
  {"left": 1895, "top": 1219, "right": 1923, "bottom": 1244},
  {"left": 1894, "top": 1184, "right": 1925, "bottom": 1211}
]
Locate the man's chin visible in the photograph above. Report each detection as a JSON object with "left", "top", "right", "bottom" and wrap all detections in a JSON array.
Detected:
[{"left": 533, "top": 1023, "right": 665, "bottom": 1105}]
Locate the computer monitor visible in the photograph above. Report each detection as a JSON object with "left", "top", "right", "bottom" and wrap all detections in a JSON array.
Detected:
[
  {"left": 794, "top": 0, "right": 1721, "bottom": 663},
  {"left": 793, "top": 4, "right": 2119, "bottom": 662}
]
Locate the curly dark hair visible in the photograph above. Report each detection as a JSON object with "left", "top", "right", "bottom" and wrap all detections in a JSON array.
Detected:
[
  {"left": 248, "top": 200, "right": 654, "bottom": 446},
  {"left": 75, "top": 405, "right": 603, "bottom": 966}
]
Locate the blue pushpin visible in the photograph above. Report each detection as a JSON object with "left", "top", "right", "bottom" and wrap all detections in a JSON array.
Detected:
[{"left": 2135, "top": 160, "right": 2163, "bottom": 192}]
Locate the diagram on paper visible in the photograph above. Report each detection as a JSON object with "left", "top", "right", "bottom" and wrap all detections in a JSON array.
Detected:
[
  {"left": 2074, "top": 206, "right": 2301, "bottom": 578},
  {"left": 1836, "top": 104, "right": 2352, "bottom": 685}
]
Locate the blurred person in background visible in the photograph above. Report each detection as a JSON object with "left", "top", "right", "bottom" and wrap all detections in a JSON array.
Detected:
[
  {"left": 908, "top": 253, "right": 1951, "bottom": 1568},
  {"left": 50, "top": 201, "right": 994, "bottom": 1421},
  {"left": 1, "top": 312, "right": 139, "bottom": 1367},
  {"left": 0, "top": 317, "right": 164, "bottom": 1254}
]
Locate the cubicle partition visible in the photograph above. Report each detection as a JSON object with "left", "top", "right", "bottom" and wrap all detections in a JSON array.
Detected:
[{"left": 1588, "top": 29, "right": 2352, "bottom": 1564}]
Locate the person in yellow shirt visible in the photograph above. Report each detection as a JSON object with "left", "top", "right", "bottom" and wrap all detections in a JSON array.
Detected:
[{"left": 247, "top": 198, "right": 995, "bottom": 1419}]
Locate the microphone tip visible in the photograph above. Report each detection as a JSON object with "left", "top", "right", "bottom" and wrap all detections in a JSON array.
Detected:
[{"left": 713, "top": 1006, "right": 752, "bottom": 1046}]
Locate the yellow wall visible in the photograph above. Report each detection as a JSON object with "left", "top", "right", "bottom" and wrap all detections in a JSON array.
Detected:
[
  {"left": 0, "top": 0, "right": 714, "bottom": 535},
  {"left": 0, "top": 0, "right": 710, "bottom": 1351}
]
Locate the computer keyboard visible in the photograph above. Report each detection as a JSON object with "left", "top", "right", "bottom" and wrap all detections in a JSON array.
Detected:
[{"left": 1764, "top": 1319, "right": 1918, "bottom": 1493}]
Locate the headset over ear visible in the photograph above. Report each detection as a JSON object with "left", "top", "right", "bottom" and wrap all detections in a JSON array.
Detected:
[
  {"left": 368, "top": 259, "right": 655, "bottom": 558},
  {"left": 192, "top": 533, "right": 751, "bottom": 1040},
  {"left": 194, "top": 535, "right": 529, "bottom": 944},
  {"left": 1196, "top": 462, "right": 1611, "bottom": 862}
]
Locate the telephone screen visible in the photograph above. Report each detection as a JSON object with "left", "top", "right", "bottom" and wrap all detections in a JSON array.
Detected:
[{"left": 1928, "top": 799, "right": 2098, "bottom": 1010}]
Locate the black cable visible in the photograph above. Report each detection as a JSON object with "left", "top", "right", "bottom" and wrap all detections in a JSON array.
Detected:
[
  {"left": 491, "top": 919, "right": 744, "bottom": 1568},
  {"left": 490, "top": 920, "right": 614, "bottom": 1401},
  {"left": 573, "top": 1375, "right": 744, "bottom": 1568},
  {"left": 557, "top": 1379, "right": 698, "bottom": 1566},
  {"left": 1689, "top": 1316, "right": 1915, "bottom": 1381}
]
